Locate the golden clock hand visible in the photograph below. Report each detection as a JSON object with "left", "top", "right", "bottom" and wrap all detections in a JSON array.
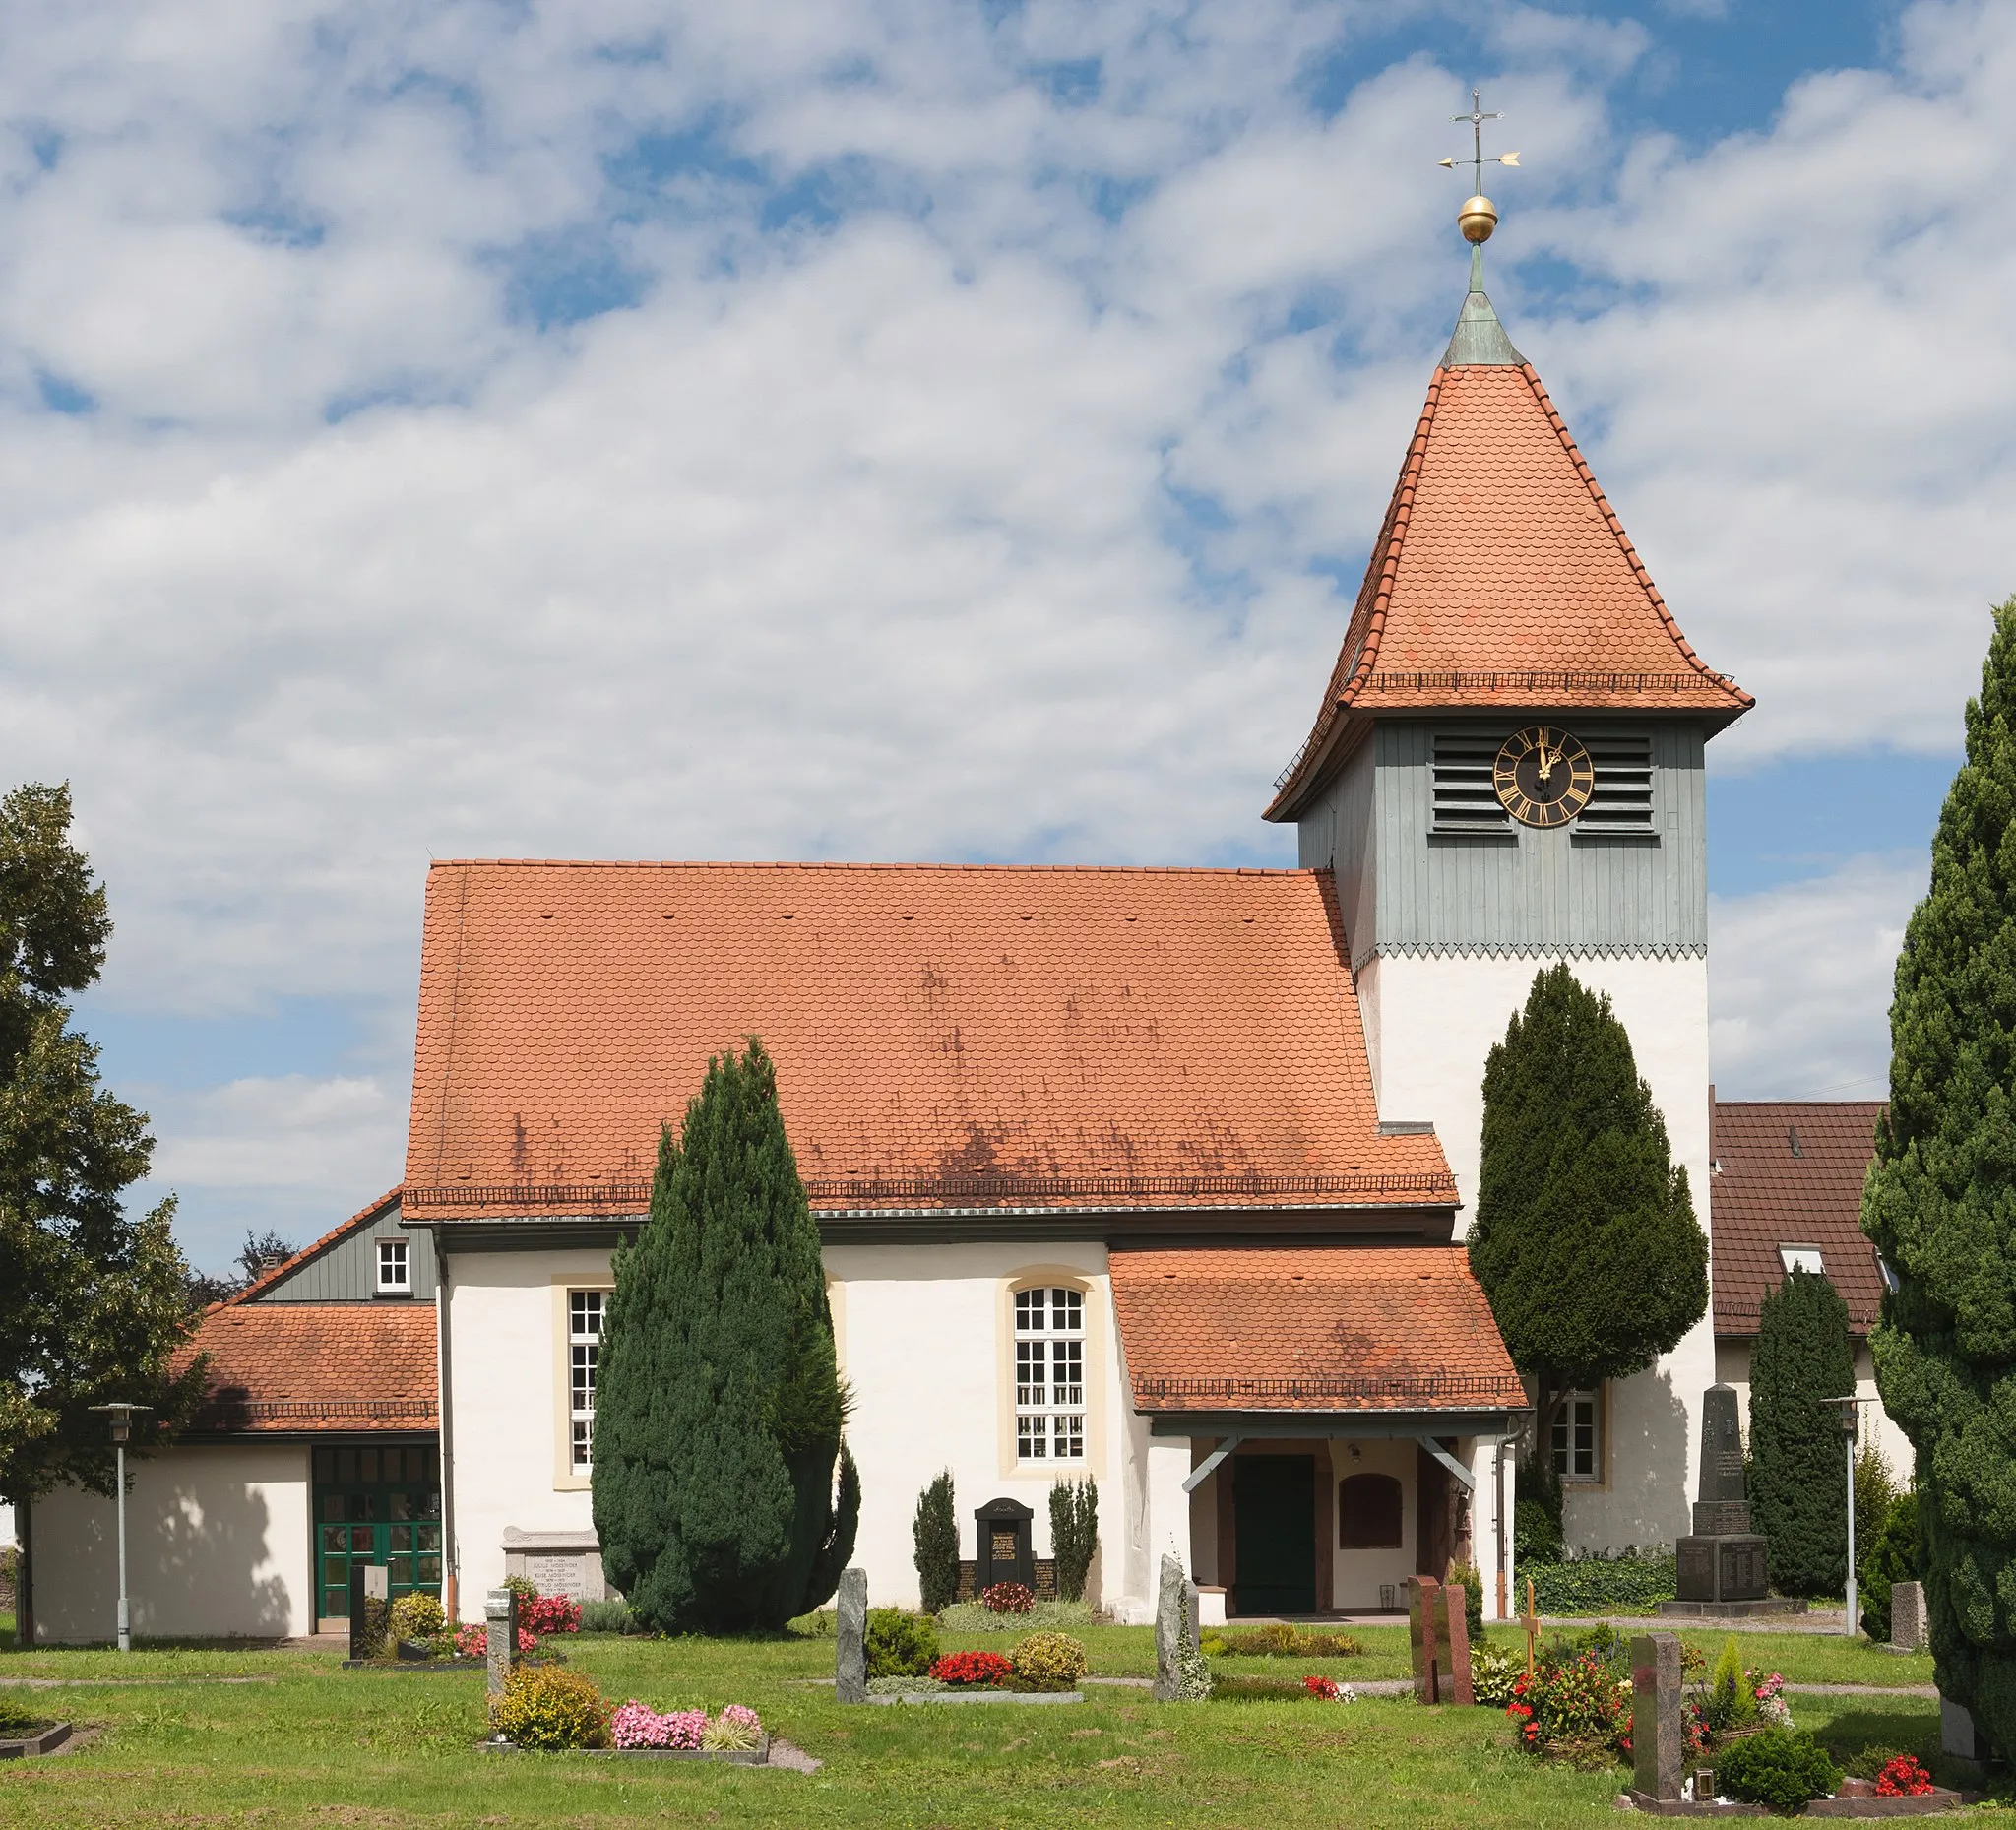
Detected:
[{"left": 1536, "top": 730, "right": 1552, "bottom": 782}]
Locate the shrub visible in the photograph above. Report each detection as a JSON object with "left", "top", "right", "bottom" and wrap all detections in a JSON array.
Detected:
[
  {"left": 579, "top": 1599, "right": 633, "bottom": 1634},
  {"left": 521, "top": 1593, "right": 583, "bottom": 1636},
  {"left": 1859, "top": 1490, "right": 1920, "bottom": 1642},
  {"left": 454, "top": 1622, "right": 487, "bottom": 1659},
  {"left": 353, "top": 1593, "right": 391, "bottom": 1659},
  {"left": 937, "top": 1599, "right": 1094, "bottom": 1634},
  {"left": 1449, "top": 1561, "right": 1484, "bottom": 1643},
  {"left": 1839, "top": 1743, "right": 1910, "bottom": 1781},
  {"left": 1715, "top": 1728, "right": 1841, "bottom": 1815},
  {"left": 491, "top": 1666, "right": 612, "bottom": 1750},
  {"left": 866, "top": 1674, "right": 947, "bottom": 1695},
  {"left": 1012, "top": 1630, "right": 1088, "bottom": 1689},
  {"left": 864, "top": 1608, "right": 938, "bottom": 1678},
  {"left": 1506, "top": 1649, "right": 1631, "bottom": 1762},
  {"left": 1706, "top": 1635, "right": 1756, "bottom": 1734},
  {"left": 980, "top": 1581, "right": 1034, "bottom": 1614},
  {"left": 611, "top": 1702, "right": 705, "bottom": 1749},
  {"left": 701, "top": 1705, "right": 762, "bottom": 1751},
  {"left": 1750, "top": 1267, "right": 1856, "bottom": 1597},
  {"left": 1874, "top": 1753, "right": 1935, "bottom": 1797},
  {"left": 1050, "top": 1477, "right": 1099, "bottom": 1603},
  {"left": 914, "top": 1472, "right": 960, "bottom": 1614},
  {"left": 931, "top": 1650, "right": 1012, "bottom": 1688},
  {"left": 0, "top": 1694, "right": 40, "bottom": 1736},
  {"left": 503, "top": 1575, "right": 537, "bottom": 1609},
  {"left": 388, "top": 1593, "right": 445, "bottom": 1642},
  {"left": 1518, "top": 1548, "right": 1676, "bottom": 1615},
  {"left": 1471, "top": 1642, "right": 1520, "bottom": 1707},
  {"left": 1201, "top": 1622, "right": 1361, "bottom": 1659}
]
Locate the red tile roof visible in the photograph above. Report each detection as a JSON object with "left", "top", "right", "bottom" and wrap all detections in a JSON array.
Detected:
[
  {"left": 402, "top": 861, "right": 1457, "bottom": 1221},
  {"left": 1710, "top": 1101, "right": 1885, "bottom": 1337},
  {"left": 178, "top": 1302, "right": 438, "bottom": 1433},
  {"left": 1110, "top": 1244, "right": 1524, "bottom": 1414},
  {"left": 1269, "top": 361, "right": 1749, "bottom": 817}
]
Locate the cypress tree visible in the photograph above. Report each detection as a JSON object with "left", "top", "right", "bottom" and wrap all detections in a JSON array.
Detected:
[
  {"left": 591, "top": 1040, "right": 858, "bottom": 1633},
  {"left": 1865, "top": 597, "right": 2016, "bottom": 1748},
  {"left": 1468, "top": 964, "right": 1708, "bottom": 1435},
  {"left": 1049, "top": 1476, "right": 1099, "bottom": 1603},
  {"left": 914, "top": 1472, "right": 960, "bottom": 1613},
  {"left": 1748, "top": 1268, "right": 1855, "bottom": 1596}
]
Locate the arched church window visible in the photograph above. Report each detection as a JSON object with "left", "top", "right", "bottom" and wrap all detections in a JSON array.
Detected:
[
  {"left": 1014, "top": 1286, "right": 1085, "bottom": 1462},
  {"left": 1338, "top": 1472, "right": 1404, "bottom": 1548}
]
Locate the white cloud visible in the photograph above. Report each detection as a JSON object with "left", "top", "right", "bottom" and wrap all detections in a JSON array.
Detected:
[
  {"left": 1708, "top": 857, "right": 1925, "bottom": 1100},
  {"left": 0, "top": 0, "right": 1997, "bottom": 1252}
]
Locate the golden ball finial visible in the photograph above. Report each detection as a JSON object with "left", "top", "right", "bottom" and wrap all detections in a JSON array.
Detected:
[{"left": 1459, "top": 194, "right": 1497, "bottom": 243}]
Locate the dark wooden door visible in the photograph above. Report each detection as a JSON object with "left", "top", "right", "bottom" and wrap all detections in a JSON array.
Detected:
[{"left": 1234, "top": 1455, "right": 1316, "bottom": 1615}]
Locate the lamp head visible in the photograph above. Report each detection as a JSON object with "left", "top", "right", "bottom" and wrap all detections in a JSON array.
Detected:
[{"left": 91, "top": 1401, "right": 151, "bottom": 1444}]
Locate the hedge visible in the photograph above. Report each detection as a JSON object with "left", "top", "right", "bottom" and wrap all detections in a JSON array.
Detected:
[{"left": 1519, "top": 1549, "right": 1676, "bottom": 1615}]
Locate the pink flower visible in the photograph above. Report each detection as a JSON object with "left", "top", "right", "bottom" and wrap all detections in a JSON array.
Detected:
[
  {"left": 717, "top": 1705, "right": 762, "bottom": 1735},
  {"left": 611, "top": 1702, "right": 707, "bottom": 1750}
]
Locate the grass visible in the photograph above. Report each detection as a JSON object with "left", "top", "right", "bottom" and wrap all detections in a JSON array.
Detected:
[{"left": 0, "top": 1623, "right": 1964, "bottom": 1828}]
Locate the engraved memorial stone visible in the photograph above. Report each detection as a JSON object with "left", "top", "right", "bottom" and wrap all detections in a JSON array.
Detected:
[
  {"left": 835, "top": 1566, "right": 867, "bottom": 1703},
  {"left": 1892, "top": 1580, "right": 1927, "bottom": 1653},
  {"left": 1669, "top": 1384, "right": 1772, "bottom": 1610},
  {"left": 1407, "top": 1575, "right": 1443, "bottom": 1704},
  {"left": 1439, "top": 1581, "right": 1476, "bottom": 1706},
  {"left": 485, "top": 1588, "right": 518, "bottom": 1699},
  {"left": 1631, "top": 1633, "right": 1683, "bottom": 1803},
  {"left": 1154, "top": 1555, "right": 1185, "bottom": 1702}
]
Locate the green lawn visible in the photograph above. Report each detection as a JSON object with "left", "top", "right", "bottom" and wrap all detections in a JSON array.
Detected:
[{"left": 0, "top": 1624, "right": 1969, "bottom": 1829}]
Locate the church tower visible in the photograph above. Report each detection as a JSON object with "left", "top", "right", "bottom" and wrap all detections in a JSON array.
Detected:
[{"left": 1265, "top": 196, "right": 1750, "bottom": 1549}]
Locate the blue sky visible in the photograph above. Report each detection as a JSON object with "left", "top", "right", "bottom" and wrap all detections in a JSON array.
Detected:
[{"left": 0, "top": 0, "right": 2000, "bottom": 1272}]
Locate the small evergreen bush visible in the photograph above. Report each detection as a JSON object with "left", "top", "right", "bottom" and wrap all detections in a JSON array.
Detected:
[
  {"left": 864, "top": 1608, "right": 938, "bottom": 1678},
  {"left": 1705, "top": 1634, "right": 1756, "bottom": 1734},
  {"left": 388, "top": 1593, "right": 445, "bottom": 1642},
  {"left": 1050, "top": 1477, "right": 1099, "bottom": 1603},
  {"left": 0, "top": 1694, "right": 39, "bottom": 1736},
  {"left": 936, "top": 1599, "right": 1095, "bottom": 1634},
  {"left": 914, "top": 1471, "right": 960, "bottom": 1614},
  {"left": 1011, "top": 1630, "right": 1088, "bottom": 1689},
  {"left": 1859, "top": 1490, "right": 1920, "bottom": 1642},
  {"left": 1715, "top": 1728, "right": 1841, "bottom": 1815},
  {"left": 1518, "top": 1548, "right": 1675, "bottom": 1614},
  {"left": 490, "top": 1666, "right": 612, "bottom": 1750}
]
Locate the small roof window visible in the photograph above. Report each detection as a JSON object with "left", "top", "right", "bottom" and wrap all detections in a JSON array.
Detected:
[{"left": 1779, "top": 1245, "right": 1824, "bottom": 1276}]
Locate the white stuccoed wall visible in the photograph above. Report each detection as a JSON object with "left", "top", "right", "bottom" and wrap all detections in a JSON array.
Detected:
[
  {"left": 1715, "top": 1338, "right": 1915, "bottom": 1490},
  {"left": 1359, "top": 949, "right": 1716, "bottom": 1553},
  {"left": 27, "top": 1445, "right": 311, "bottom": 1642}
]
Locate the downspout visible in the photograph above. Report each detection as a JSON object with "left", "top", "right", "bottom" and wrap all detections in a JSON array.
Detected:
[{"left": 1494, "top": 1438, "right": 1507, "bottom": 1621}]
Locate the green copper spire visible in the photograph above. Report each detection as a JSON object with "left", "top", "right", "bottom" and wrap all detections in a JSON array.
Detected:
[{"left": 1441, "top": 243, "right": 1525, "bottom": 367}]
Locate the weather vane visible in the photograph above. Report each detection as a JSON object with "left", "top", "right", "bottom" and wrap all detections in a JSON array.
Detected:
[{"left": 1439, "top": 89, "right": 1519, "bottom": 244}]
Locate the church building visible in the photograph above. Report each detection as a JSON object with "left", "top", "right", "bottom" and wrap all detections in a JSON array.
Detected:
[
  {"left": 19, "top": 207, "right": 1775, "bottom": 1639},
  {"left": 398, "top": 225, "right": 1749, "bottom": 1628}
]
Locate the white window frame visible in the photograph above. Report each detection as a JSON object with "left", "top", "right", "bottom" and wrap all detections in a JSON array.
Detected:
[
  {"left": 568, "top": 1290, "right": 603, "bottom": 1474},
  {"left": 375, "top": 1237, "right": 410, "bottom": 1294},
  {"left": 1552, "top": 1387, "right": 1602, "bottom": 1484},
  {"left": 1779, "top": 1245, "right": 1825, "bottom": 1276},
  {"left": 1014, "top": 1286, "right": 1086, "bottom": 1463}
]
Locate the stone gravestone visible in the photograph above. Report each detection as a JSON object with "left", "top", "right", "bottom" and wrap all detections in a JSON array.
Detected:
[
  {"left": 1407, "top": 1575, "right": 1443, "bottom": 1704},
  {"left": 1669, "top": 1385, "right": 1772, "bottom": 1612},
  {"left": 485, "top": 1587, "right": 518, "bottom": 1699},
  {"left": 835, "top": 1566, "right": 867, "bottom": 1704},
  {"left": 1630, "top": 1632, "right": 1683, "bottom": 1804},
  {"left": 347, "top": 1563, "right": 389, "bottom": 1662},
  {"left": 1154, "top": 1554, "right": 1187, "bottom": 1702},
  {"left": 1439, "top": 1581, "right": 1476, "bottom": 1706},
  {"left": 1941, "top": 1696, "right": 1982, "bottom": 1760},
  {"left": 1892, "top": 1580, "right": 1928, "bottom": 1653}
]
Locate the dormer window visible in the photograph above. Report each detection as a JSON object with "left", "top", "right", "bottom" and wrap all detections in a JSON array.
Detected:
[
  {"left": 376, "top": 1237, "right": 411, "bottom": 1294},
  {"left": 1779, "top": 1245, "right": 1824, "bottom": 1277}
]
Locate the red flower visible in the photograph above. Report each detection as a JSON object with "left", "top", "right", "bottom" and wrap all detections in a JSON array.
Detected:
[
  {"left": 1874, "top": 1755, "right": 1935, "bottom": 1798},
  {"left": 1304, "top": 1675, "right": 1341, "bottom": 1699},
  {"left": 931, "top": 1651, "right": 1014, "bottom": 1688}
]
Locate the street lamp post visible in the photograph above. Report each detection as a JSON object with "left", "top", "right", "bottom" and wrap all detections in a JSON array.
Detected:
[
  {"left": 89, "top": 1403, "right": 150, "bottom": 1653},
  {"left": 1821, "top": 1396, "right": 1865, "bottom": 1639}
]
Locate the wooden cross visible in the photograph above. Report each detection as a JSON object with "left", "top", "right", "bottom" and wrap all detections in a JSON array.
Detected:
[{"left": 1521, "top": 1576, "right": 1542, "bottom": 1676}]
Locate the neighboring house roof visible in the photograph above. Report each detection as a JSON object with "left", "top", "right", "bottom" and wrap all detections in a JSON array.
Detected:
[
  {"left": 223, "top": 1186, "right": 403, "bottom": 1307},
  {"left": 402, "top": 860, "right": 1458, "bottom": 1222},
  {"left": 1710, "top": 1100, "right": 1886, "bottom": 1338},
  {"left": 178, "top": 1302, "right": 438, "bottom": 1434},
  {"left": 1110, "top": 1244, "right": 1525, "bottom": 1415},
  {"left": 1267, "top": 268, "right": 1749, "bottom": 820}
]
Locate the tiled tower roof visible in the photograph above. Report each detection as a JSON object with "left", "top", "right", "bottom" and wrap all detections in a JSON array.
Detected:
[{"left": 1267, "top": 258, "right": 1750, "bottom": 819}]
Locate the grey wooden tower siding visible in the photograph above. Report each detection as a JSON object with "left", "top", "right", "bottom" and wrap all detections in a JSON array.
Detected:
[
  {"left": 257, "top": 1200, "right": 438, "bottom": 1302},
  {"left": 1295, "top": 718, "right": 1708, "bottom": 965}
]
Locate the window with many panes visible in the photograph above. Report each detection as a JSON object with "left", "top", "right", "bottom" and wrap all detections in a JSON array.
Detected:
[
  {"left": 1552, "top": 1388, "right": 1601, "bottom": 1483},
  {"left": 569, "top": 1291, "right": 603, "bottom": 1473},
  {"left": 376, "top": 1237, "right": 410, "bottom": 1294},
  {"left": 1015, "top": 1286, "right": 1085, "bottom": 1462}
]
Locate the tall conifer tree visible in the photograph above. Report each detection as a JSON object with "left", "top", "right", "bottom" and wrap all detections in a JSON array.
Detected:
[
  {"left": 1866, "top": 596, "right": 2016, "bottom": 1749},
  {"left": 592, "top": 1040, "right": 857, "bottom": 1633},
  {"left": 1468, "top": 965, "right": 1708, "bottom": 1435},
  {"left": 1748, "top": 1267, "right": 1855, "bottom": 1596}
]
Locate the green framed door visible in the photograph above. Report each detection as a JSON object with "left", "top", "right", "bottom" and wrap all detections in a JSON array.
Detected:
[
  {"left": 1234, "top": 1454, "right": 1317, "bottom": 1616},
  {"left": 313, "top": 1443, "right": 443, "bottom": 1622}
]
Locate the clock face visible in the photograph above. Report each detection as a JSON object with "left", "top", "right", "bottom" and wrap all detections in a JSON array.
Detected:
[{"left": 1494, "top": 726, "right": 1594, "bottom": 828}]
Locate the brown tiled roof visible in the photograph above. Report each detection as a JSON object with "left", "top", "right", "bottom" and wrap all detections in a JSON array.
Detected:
[
  {"left": 1710, "top": 1101, "right": 1885, "bottom": 1337},
  {"left": 402, "top": 861, "right": 1457, "bottom": 1221},
  {"left": 1110, "top": 1244, "right": 1524, "bottom": 1414},
  {"left": 1268, "top": 361, "right": 1749, "bottom": 817},
  {"left": 178, "top": 1302, "right": 438, "bottom": 1433},
  {"left": 220, "top": 1186, "right": 403, "bottom": 1308}
]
